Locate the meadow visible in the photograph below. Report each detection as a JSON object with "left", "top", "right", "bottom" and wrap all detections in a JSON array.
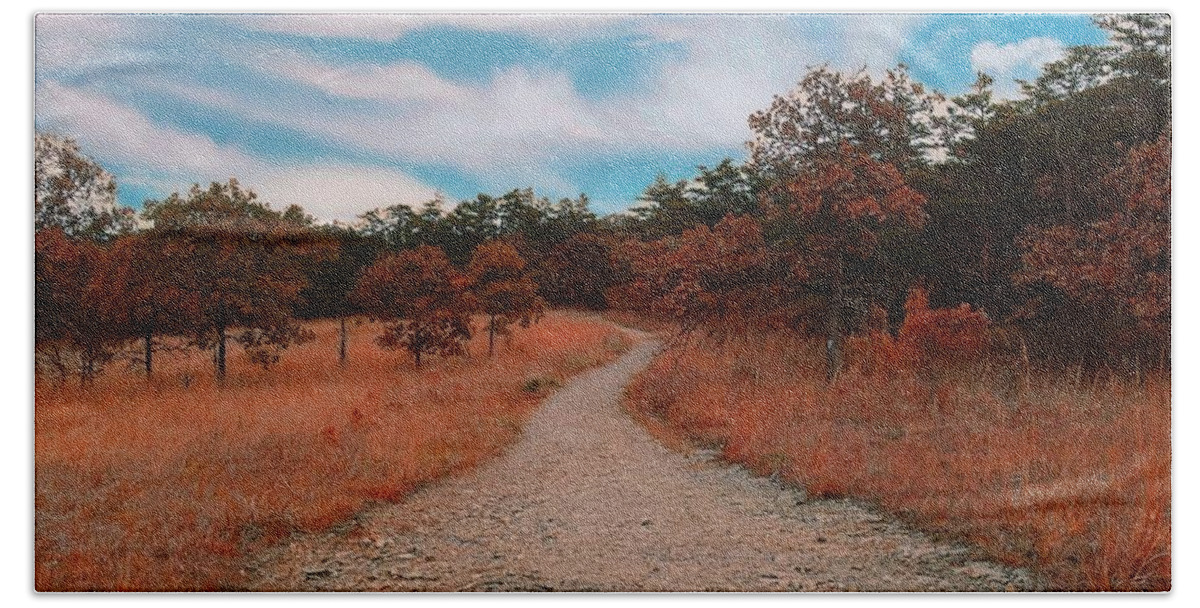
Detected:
[
  {"left": 35, "top": 312, "right": 631, "bottom": 591},
  {"left": 624, "top": 329, "right": 1170, "bottom": 591}
]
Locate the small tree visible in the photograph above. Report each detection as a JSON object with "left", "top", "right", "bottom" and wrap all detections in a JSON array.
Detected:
[
  {"left": 142, "top": 179, "right": 324, "bottom": 381},
  {"left": 351, "top": 245, "right": 477, "bottom": 367},
  {"left": 468, "top": 240, "right": 545, "bottom": 356},
  {"left": 96, "top": 232, "right": 199, "bottom": 377}
]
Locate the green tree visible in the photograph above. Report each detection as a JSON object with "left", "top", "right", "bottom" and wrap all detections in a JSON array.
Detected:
[{"left": 34, "top": 133, "right": 132, "bottom": 241}]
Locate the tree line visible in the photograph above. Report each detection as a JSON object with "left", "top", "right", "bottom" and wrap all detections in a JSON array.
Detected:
[{"left": 35, "top": 14, "right": 1169, "bottom": 385}]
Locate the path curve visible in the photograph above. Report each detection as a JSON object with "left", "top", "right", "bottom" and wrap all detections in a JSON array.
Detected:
[{"left": 245, "top": 332, "right": 1030, "bottom": 591}]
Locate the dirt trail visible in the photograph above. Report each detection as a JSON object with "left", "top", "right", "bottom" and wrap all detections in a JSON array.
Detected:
[{"left": 245, "top": 332, "right": 1030, "bottom": 591}]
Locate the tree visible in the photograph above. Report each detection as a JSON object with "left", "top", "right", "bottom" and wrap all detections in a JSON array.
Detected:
[
  {"left": 295, "top": 226, "right": 378, "bottom": 366},
  {"left": 749, "top": 65, "right": 947, "bottom": 180},
  {"left": 350, "top": 245, "right": 477, "bottom": 367},
  {"left": 636, "top": 215, "right": 782, "bottom": 335},
  {"left": 34, "top": 133, "right": 132, "bottom": 241},
  {"left": 539, "top": 233, "right": 618, "bottom": 310},
  {"left": 95, "top": 232, "right": 199, "bottom": 377},
  {"left": 631, "top": 175, "right": 700, "bottom": 239},
  {"left": 919, "top": 15, "right": 1169, "bottom": 324},
  {"left": 1016, "top": 130, "right": 1170, "bottom": 369},
  {"left": 750, "top": 67, "right": 936, "bottom": 379},
  {"left": 764, "top": 145, "right": 928, "bottom": 379},
  {"left": 34, "top": 228, "right": 116, "bottom": 385},
  {"left": 142, "top": 179, "right": 323, "bottom": 381},
  {"left": 691, "top": 159, "right": 763, "bottom": 223},
  {"left": 443, "top": 194, "right": 502, "bottom": 266},
  {"left": 468, "top": 240, "right": 545, "bottom": 356}
]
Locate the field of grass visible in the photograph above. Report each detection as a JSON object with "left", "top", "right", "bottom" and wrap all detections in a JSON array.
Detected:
[
  {"left": 624, "top": 331, "right": 1170, "bottom": 591},
  {"left": 35, "top": 311, "right": 631, "bottom": 591}
]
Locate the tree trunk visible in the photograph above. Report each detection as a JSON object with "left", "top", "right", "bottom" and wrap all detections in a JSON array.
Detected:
[
  {"left": 488, "top": 315, "right": 496, "bottom": 357},
  {"left": 143, "top": 329, "right": 153, "bottom": 377},
  {"left": 825, "top": 257, "right": 845, "bottom": 383},
  {"left": 216, "top": 324, "right": 227, "bottom": 382},
  {"left": 338, "top": 317, "right": 348, "bottom": 367}
]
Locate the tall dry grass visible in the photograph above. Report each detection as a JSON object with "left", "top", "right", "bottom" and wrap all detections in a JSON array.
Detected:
[
  {"left": 35, "top": 312, "right": 631, "bottom": 591},
  {"left": 624, "top": 331, "right": 1170, "bottom": 591}
]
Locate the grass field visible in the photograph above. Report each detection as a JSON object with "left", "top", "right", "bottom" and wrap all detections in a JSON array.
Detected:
[
  {"left": 35, "top": 311, "right": 631, "bottom": 591},
  {"left": 624, "top": 331, "right": 1170, "bottom": 591}
]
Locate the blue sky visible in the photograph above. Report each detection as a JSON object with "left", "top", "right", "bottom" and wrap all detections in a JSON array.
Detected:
[{"left": 34, "top": 13, "right": 1108, "bottom": 220}]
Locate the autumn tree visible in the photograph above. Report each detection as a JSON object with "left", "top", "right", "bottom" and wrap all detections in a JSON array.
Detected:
[
  {"left": 750, "top": 66, "right": 936, "bottom": 379},
  {"left": 94, "top": 232, "right": 199, "bottom": 376},
  {"left": 917, "top": 14, "right": 1169, "bottom": 324},
  {"left": 468, "top": 240, "right": 545, "bottom": 356},
  {"left": 350, "top": 245, "right": 477, "bottom": 367},
  {"left": 1016, "top": 129, "right": 1170, "bottom": 369},
  {"left": 750, "top": 65, "right": 946, "bottom": 180},
  {"left": 142, "top": 179, "right": 323, "bottom": 381},
  {"left": 294, "top": 226, "right": 379, "bottom": 366},
  {"left": 34, "top": 228, "right": 116, "bottom": 384},
  {"left": 633, "top": 215, "right": 782, "bottom": 335}
]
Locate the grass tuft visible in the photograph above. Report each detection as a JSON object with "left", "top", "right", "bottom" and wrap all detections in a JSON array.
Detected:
[{"left": 35, "top": 312, "right": 630, "bottom": 591}]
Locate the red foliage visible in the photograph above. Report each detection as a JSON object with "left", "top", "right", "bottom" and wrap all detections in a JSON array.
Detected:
[
  {"left": 141, "top": 180, "right": 329, "bottom": 379},
  {"left": 629, "top": 215, "right": 783, "bottom": 333},
  {"left": 770, "top": 143, "right": 927, "bottom": 264},
  {"left": 468, "top": 239, "right": 545, "bottom": 355},
  {"left": 351, "top": 245, "right": 477, "bottom": 366},
  {"left": 1017, "top": 130, "right": 1170, "bottom": 363},
  {"left": 626, "top": 332, "right": 1170, "bottom": 591},
  {"left": 34, "top": 228, "right": 115, "bottom": 384},
  {"left": 896, "top": 287, "right": 990, "bottom": 372}
]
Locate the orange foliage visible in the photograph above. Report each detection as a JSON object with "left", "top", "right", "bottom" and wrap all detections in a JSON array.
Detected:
[
  {"left": 1017, "top": 129, "right": 1170, "bottom": 363},
  {"left": 35, "top": 312, "right": 631, "bottom": 591},
  {"left": 626, "top": 330, "right": 1169, "bottom": 591},
  {"left": 351, "top": 245, "right": 477, "bottom": 367},
  {"left": 895, "top": 287, "right": 990, "bottom": 372},
  {"left": 468, "top": 239, "right": 546, "bottom": 355},
  {"left": 628, "top": 215, "right": 782, "bottom": 333}
]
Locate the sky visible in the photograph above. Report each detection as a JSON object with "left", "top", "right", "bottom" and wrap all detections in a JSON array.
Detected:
[{"left": 33, "top": 13, "right": 1110, "bottom": 221}]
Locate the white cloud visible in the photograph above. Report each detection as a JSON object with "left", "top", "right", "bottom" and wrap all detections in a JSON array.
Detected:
[
  {"left": 36, "top": 80, "right": 256, "bottom": 180},
  {"left": 249, "top": 14, "right": 930, "bottom": 159},
  {"left": 252, "top": 166, "right": 440, "bottom": 222},
  {"left": 34, "top": 14, "right": 933, "bottom": 210},
  {"left": 35, "top": 14, "right": 142, "bottom": 72},
  {"left": 34, "top": 81, "right": 439, "bottom": 222},
  {"left": 238, "top": 13, "right": 632, "bottom": 41},
  {"left": 971, "top": 37, "right": 1066, "bottom": 98},
  {"left": 266, "top": 50, "right": 470, "bottom": 103}
]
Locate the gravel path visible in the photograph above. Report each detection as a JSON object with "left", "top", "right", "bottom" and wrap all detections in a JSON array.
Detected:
[{"left": 244, "top": 332, "right": 1031, "bottom": 592}]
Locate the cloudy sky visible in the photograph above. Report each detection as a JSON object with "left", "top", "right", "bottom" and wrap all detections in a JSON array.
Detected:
[{"left": 34, "top": 13, "right": 1108, "bottom": 221}]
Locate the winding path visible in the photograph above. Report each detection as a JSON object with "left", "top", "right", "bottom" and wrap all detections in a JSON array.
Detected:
[{"left": 245, "top": 332, "right": 1030, "bottom": 591}]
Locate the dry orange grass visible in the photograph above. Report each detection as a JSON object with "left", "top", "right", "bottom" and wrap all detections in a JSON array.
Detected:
[
  {"left": 625, "top": 331, "right": 1170, "bottom": 591},
  {"left": 35, "top": 311, "right": 631, "bottom": 591}
]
